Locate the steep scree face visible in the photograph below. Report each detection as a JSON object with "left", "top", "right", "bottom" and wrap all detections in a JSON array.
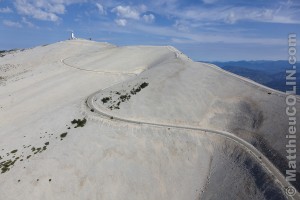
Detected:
[{"left": 207, "top": 99, "right": 264, "bottom": 134}]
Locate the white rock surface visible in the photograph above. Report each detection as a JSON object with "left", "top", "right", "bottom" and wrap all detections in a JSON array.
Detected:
[{"left": 0, "top": 39, "right": 297, "bottom": 200}]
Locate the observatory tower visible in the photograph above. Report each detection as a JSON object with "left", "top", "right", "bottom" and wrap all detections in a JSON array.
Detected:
[{"left": 70, "top": 32, "right": 76, "bottom": 40}]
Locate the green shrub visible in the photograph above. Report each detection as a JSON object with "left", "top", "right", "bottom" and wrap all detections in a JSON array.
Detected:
[
  {"left": 101, "top": 97, "right": 111, "bottom": 104},
  {"left": 11, "top": 149, "right": 18, "bottom": 154},
  {"left": 71, "top": 118, "right": 87, "bottom": 128},
  {"left": 60, "top": 132, "right": 68, "bottom": 139}
]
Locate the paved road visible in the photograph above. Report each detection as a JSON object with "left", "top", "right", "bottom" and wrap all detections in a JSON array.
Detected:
[
  {"left": 86, "top": 89, "right": 300, "bottom": 200},
  {"left": 61, "top": 57, "right": 138, "bottom": 75},
  {"left": 61, "top": 51, "right": 299, "bottom": 199}
]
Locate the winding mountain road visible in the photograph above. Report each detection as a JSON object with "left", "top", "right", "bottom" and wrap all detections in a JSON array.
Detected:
[
  {"left": 61, "top": 57, "right": 138, "bottom": 75},
  {"left": 60, "top": 51, "right": 299, "bottom": 200},
  {"left": 86, "top": 89, "right": 299, "bottom": 200}
]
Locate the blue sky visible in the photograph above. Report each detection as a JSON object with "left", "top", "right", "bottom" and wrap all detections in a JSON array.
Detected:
[{"left": 0, "top": 0, "right": 299, "bottom": 61}]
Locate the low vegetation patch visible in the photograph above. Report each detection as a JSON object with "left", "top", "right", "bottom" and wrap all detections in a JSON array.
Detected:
[
  {"left": 101, "top": 82, "right": 149, "bottom": 110},
  {"left": 71, "top": 118, "right": 87, "bottom": 128},
  {"left": 0, "top": 49, "right": 19, "bottom": 57},
  {"left": 60, "top": 132, "right": 68, "bottom": 140},
  {"left": 0, "top": 157, "right": 19, "bottom": 174},
  {"left": 11, "top": 149, "right": 18, "bottom": 154},
  {"left": 31, "top": 145, "right": 47, "bottom": 154},
  {"left": 0, "top": 117, "right": 88, "bottom": 175},
  {"left": 101, "top": 97, "right": 111, "bottom": 104},
  {"left": 130, "top": 82, "right": 149, "bottom": 95},
  {"left": 120, "top": 94, "right": 131, "bottom": 102}
]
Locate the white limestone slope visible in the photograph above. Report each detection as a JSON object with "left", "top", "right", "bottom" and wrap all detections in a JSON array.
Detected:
[
  {"left": 0, "top": 39, "right": 298, "bottom": 200},
  {"left": 90, "top": 42, "right": 300, "bottom": 189}
]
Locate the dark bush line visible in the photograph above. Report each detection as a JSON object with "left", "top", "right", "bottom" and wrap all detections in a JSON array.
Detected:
[
  {"left": 101, "top": 82, "right": 149, "bottom": 110},
  {"left": 130, "top": 82, "right": 148, "bottom": 95},
  {"left": 71, "top": 118, "right": 87, "bottom": 128},
  {"left": 101, "top": 97, "right": 111, "bottom": 104}
]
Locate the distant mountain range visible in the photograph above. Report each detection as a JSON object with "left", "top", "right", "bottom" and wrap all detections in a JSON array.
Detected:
[{"left": 204, "top": 60, "right": 299, "bottom": 95}]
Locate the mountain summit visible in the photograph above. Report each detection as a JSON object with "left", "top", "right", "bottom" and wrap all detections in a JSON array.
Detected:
[{"left": 0, "top": 39, "right": 299, "bottom": 200}]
